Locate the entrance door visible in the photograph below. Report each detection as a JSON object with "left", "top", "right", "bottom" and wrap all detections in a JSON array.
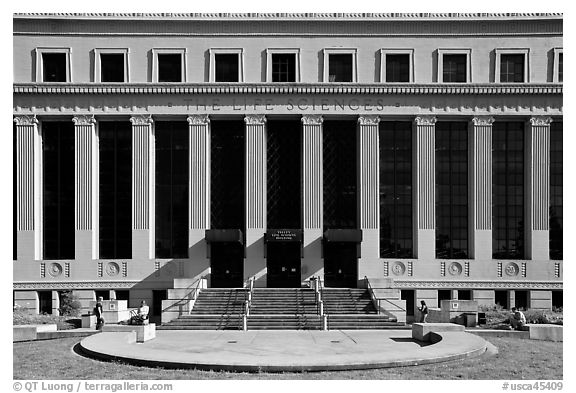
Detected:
[
  {"left": 324, "top": 242, "right": 358, "bottom": 288},
  {"left": 267, "top": 242, "right": 301, "bottom": 288},
  {"left": 211, "top": 243, "right": 244, "bottom": 288},
  {"left": 38, "top": 291, "right": 52, "bottom": 314}
]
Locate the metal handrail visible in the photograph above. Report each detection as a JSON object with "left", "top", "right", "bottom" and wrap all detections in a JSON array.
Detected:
[
  {"left": 363, "top": 276, "right": 407, "bottom": 314},
  {"left": 186, "top": 278, "right": 204, "bottom": 314}
]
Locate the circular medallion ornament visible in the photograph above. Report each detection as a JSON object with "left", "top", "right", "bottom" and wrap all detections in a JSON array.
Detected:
[
  {"left": 392, "top": 262, "right": 406, "bottom": 276},
  {"left": 448, "top": 262, "right": 463, "bottom": 276},
  {"left": 48, "top": 263, "right": 62, "bottom": 277},
  {"left": 106, "top": 262, "right": 120, "bottom": 277},
  {"left": 505, "top": 262, "right": 520, "bottom": 277}
]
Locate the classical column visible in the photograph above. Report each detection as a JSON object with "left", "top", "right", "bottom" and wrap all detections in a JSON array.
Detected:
[
  {"left": 471, "top": 116, "right": 495, "bottom": 260},
  {"left": 14, "top": 115, "right": 41, "bottom": 260},
  {"left": 130, "top": 114, "right": 155, "bottom": 260},
  {"left": 244, "top": 114, "right": 267, "bottom": 285},
  {"left": 187, "top": 115, "right": 210, "bottom": 269},
  {"left": 73, "top": 115, "right": 98, "bottom": 260},
  {"left": 302, "top": 114, "right": 324, "bottom": 280},
  {"left": 414, "top": 116, "right": 437, "bottom": 260},
  {"left": 527, "top": 116, "right": 552, "bottom": 260},
  {"left": 357, "top": 115, "right": 380, "bottom": 277}
]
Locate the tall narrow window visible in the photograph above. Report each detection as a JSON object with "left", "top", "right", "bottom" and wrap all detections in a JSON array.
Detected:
[
  {"left": 500, "top": 54, "right": 525, "bottom": 83},
  {"left": 43, "top": 122, "right": 75, "bottom": 260},
  {"left": 328, "top": 54, "right": 353, "bottom": 82},
  {"left": 157, "top": 54, "right": 182, "bottom": 82},
  {"left": 442, "top": 54, "right": 467, "bottom": 83},
  {"left": 13, "top": 124, "right": 16, "bottom": 260},
  {"left": 100, "top": 54, "right": 125, "bottom": 82},
  {"left": 155, "top": 122, "right": 189, "bottom": 258},
  {"left": 271, "top": 54, "right": 296, "bottom": 82},
  {"left": 436, "top": 122, "right": 468, "bottom": 259},
  {"left": 386, "top": 54, "right": 410, "bottom": 83},
  {"left": 215, "top": 54, "right": 240, "bottom": 82},
  {"left": 558, "top": 53, "right": 563, "bottom": 83},
  {"left": 550, "top": 121, "right": 562, "bottom": 260},
  {"left": 42, "top": 53, "right": 67, "bottom": 82},
  {"left": 379, "top": 121, "right": 413, "bottom": 258},
  {"left": 99, "top": 122, "right": 132, "bottom": 259},
  {"left": 493, "top": 122, "right": 524, "bottom": 259}
]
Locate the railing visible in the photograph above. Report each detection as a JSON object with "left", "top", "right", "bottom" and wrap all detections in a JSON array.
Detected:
[
  {"left": 242, "top": 276, "right": 255, "bottom": 330},
  {"left": 363, "top": 276, "right": 407, "bottom": 316},
  {"left": 186, "top": 278, "right": 205, "bottom": 314}
]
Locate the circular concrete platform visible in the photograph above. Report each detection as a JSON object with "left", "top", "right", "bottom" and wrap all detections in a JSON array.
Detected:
[{"left": 79, "top": 329, "right": 490, "bottom": 372}]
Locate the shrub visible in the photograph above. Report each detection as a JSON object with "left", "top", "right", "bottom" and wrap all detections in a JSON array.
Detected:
[{"left": 58, "top": 291, "right": 82, "bottom": 317}]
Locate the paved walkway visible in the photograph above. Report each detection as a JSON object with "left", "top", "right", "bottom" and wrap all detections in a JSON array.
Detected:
[{"left": 80, "top": 329, "right": 489, "bottom": 372}]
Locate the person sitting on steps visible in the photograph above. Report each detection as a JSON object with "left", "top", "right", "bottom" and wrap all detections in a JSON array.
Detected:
[{"left": 131, "top": 300, "right": 150, "bottom": 325}]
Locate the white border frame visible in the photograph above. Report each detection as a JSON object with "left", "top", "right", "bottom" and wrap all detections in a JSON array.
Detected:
[
  {"left": 380, "top": 49, "right": 414, "bottom": 83},
  {"left": 152, "top": 48, "right": 187, "bottom": 83},
  {"left": 495, "top": 48, "right": 530, "bottom": 83},
  {"left": 437, "top": 48, "right": 472, "bottom": 83},
  {"left": 265, "top": 48, "right": 301, "bottom": 83},
  {"left": 94, "top": 48, "right": 130, "bottom": 83},
  {"left": 322, "top": 48, "right": 358, "bottom": 83},
  {"left": 35, "top": 47, "right": 72, "bottom": 83},
  {"left": 553, "top": 47, "right": 563, "bottom": 83},
  {"left": 209, "top": 48, "right": 245, "bottom": 83}
]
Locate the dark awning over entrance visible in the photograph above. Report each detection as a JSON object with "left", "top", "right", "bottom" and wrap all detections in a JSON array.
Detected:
[
  {"left": 323, "top": 229, "right": 363, "bottom": 243},
  {"left": 205, "top": 229, "right": 244, "bottom": 244},
  {"left": 265, "top": 229, "right": 303, "bottom": 243}
]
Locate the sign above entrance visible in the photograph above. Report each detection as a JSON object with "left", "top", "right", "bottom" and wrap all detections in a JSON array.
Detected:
[
  {"left": 265, "top": 229, "right": 303, "bottom": 242},
  {"left": 323, "top": 229, "right": 363, "bottom": 243},
  {"left": 205, "top": 229, "right": 244, "bottom": 244}
]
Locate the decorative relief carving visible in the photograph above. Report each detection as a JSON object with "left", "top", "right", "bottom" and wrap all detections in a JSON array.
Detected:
[
  {"left": 13, "top": 115, "right": 38, "bottom": 126},
  {"left": 130, "top": 114, "right": 154, "bottom": 125},
  {"left": 471, "top": 116, "right": 495, "bottom": 126},
  {"left": 106, "top": 262, "right": 120, "bottom": 277},
  {"left": 244, "top": 114, "right": 267, "bottom": 125},
  {"left": 72, "top": 114, "right": 96, "bottom": 126},
  {"left": 391, "top": 262, "right": 406, "bottom": 276},
  {"left": 13, "top": 282, "right": 140, "bottom": 290},
  {"left": 414, "top": 115, "right": 437, "bottom": 126},
  {"left": 358, "top": 115, "right": 380, "bottom": 125},
  {"left": 529, "top": 116, "right": 553, "bottom": 126},
  {"left": 301, "top": 114, "right": 324, "bottom": 125},
  {"left": 448, "top": 262, "right": 463, "bottom": 276},
  {"left": 187, "top": 114, "right": 210, "bottom": 125},
  {"left": 393, "top": 281, "right": 563, "bottom": 290},
  {"left": 505, "top": 262, "right": 520, "bottom": 277},
  {"left": 48, "top": 263, "right": 63, "bottom": 277}
]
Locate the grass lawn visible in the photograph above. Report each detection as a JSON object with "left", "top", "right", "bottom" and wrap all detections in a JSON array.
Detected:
[{"left": 13, "top": 336, "right": 562, "bottom": 380}]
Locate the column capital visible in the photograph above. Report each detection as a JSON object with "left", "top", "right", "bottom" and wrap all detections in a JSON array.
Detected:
[
  {"left": 244, "top": 114, "right": 267, "bottom": 125},
  {"left": 187, "top": 114, "right": 210, "bottom": 126},
  {"left": 301, "top": 114, "right": 323, "bottom": 125},
  {"left": 471, "top": 116, "right": 495, "bottom": 126},
  {"left": 130, "top": 114, "right": 154, "bottom": 126},
  {"left": 358, "top": 115, "right": 380, "bottom": 126},
  {"left": 13, "top": 115, "right": 38, "bottom": 126},
  {"left": 72, "top": 114, "right": 96, "bottom": 126},
  {"left": 529, "top": 116, "right": 553, "bottom": 126},
  {"left": 414, "top": 115, "right": 437, "bottom": 126}
]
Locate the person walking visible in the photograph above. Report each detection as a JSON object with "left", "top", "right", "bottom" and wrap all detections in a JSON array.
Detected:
[
  {"left": 418, "top": 300, "right": 429, "bottom": 323},
  {"left": 94, "top": 296, "right": 104, "bottom": 330}
]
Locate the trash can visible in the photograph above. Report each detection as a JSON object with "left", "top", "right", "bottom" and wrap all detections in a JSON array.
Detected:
[
  {"left": 463, "top": 312, "right": 477, "bottom": 327},
  {"left": 477, "top": 312, "right": 487, "bottom": 325}
]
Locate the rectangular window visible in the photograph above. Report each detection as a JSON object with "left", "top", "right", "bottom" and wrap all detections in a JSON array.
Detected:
[
  {"left": 379, "top": 122, "right": 413, "bottom": 258},
  {"left": 215, "top": 54, "right": 240, "bottom": 82},
  {"left": 328, "top": 54, "right": 353, "bottom": 82},
  {"left": 442, "top": 54, "right": 467, "bottom": 83},
  {"left": 271, "top": 53, "right": 296, "bottom": 82},
  {"left": 558, "top": 53, "right": 563, "bottom": 83},
  {"left": 493, "top": 122, "right": 524, "bottom": 259},
  {"left": 100, "top": 54, "right": 125, "bottom": 82},
  {"left": 386, "top": 54, "right": 410, "bottom": 83},
  {"left": 99, "top": 122, "right": 132, "bottom": 259},
  {"left": 500, "top": 54, "right": 525, "bottom": 83},
  {"left": 550, "top": 121, "right": 562, "bottom": 260},
  {"left": 158, "top": 54, "right": 183, "bottom": 82},
  {"left": 436, "top": 122, "right": 469, "bottom": 259},
  {"left": 42, "top": 53, "right": 67, "bottom": 82},
  {"left": 155, "top": 122, "right": 189, "bottom": 258},
  {"left": 43, "top": 122, "right": 75, "bottom": 260}
]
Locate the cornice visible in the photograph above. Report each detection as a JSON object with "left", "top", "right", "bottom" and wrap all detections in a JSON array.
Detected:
[{"left": 13, "top": 83, "right": 563, "bottom": 96}]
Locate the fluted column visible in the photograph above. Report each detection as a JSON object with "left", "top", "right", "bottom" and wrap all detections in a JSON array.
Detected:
[
  {"left": 131, "top": 114, "right": 155, "bottom": 260},
  {"left": 73, "top": 115, "right": 98, "bottom": 260},
  {"left": 244, "top": 115, "right": 267, "bottom": 285},
  {"left": 14, "top": 115, "right": 41, "bottom": 260},
  {"left": 302, "top": 114, "right": 324, "bottom": 279},
  {"left": 358, "top": 115, "right": 380, "bottom": 277},
  {"left": 414, "top": 116, "right": 437, "bottom": 260},
  {"left": 188, "top": 115, "right": 210, "bottom": 268},
  {"left": 471, "top": 116, "right": 494, "bottom": 260},
  {"left": 527, "top": 116, "right": 552, "bottom": 260}
]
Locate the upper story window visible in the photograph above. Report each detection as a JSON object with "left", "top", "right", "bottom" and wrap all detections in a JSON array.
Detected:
[
  {"left": 210, "top": 49, "right": 244, "bottom": 82},
  {"left": 94, "top": 49, "right": 129, "bottom": 83},
  {"left": 380, "top": 49, "right": 414, "bottom": 83},
  {"left": 152, "top": 48, "right": 187, "bottom": 83},
  {"left": 437, "top": 49, "right": 471, "bottom": 83},
  {"left": 495, "top": 48, "right": 529, "bottom": 83},
  {"left": 553, "top": 48, "right": 563, "bottom": 83},
  {"left": 323, "top": 48, "right": 357, "bottom": 83},
  {"left": 266, "top": 49, "right": 300, "bottom": 82},
  {"left": 35, "top": 48, "right": 71, "bottom": 82}
]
